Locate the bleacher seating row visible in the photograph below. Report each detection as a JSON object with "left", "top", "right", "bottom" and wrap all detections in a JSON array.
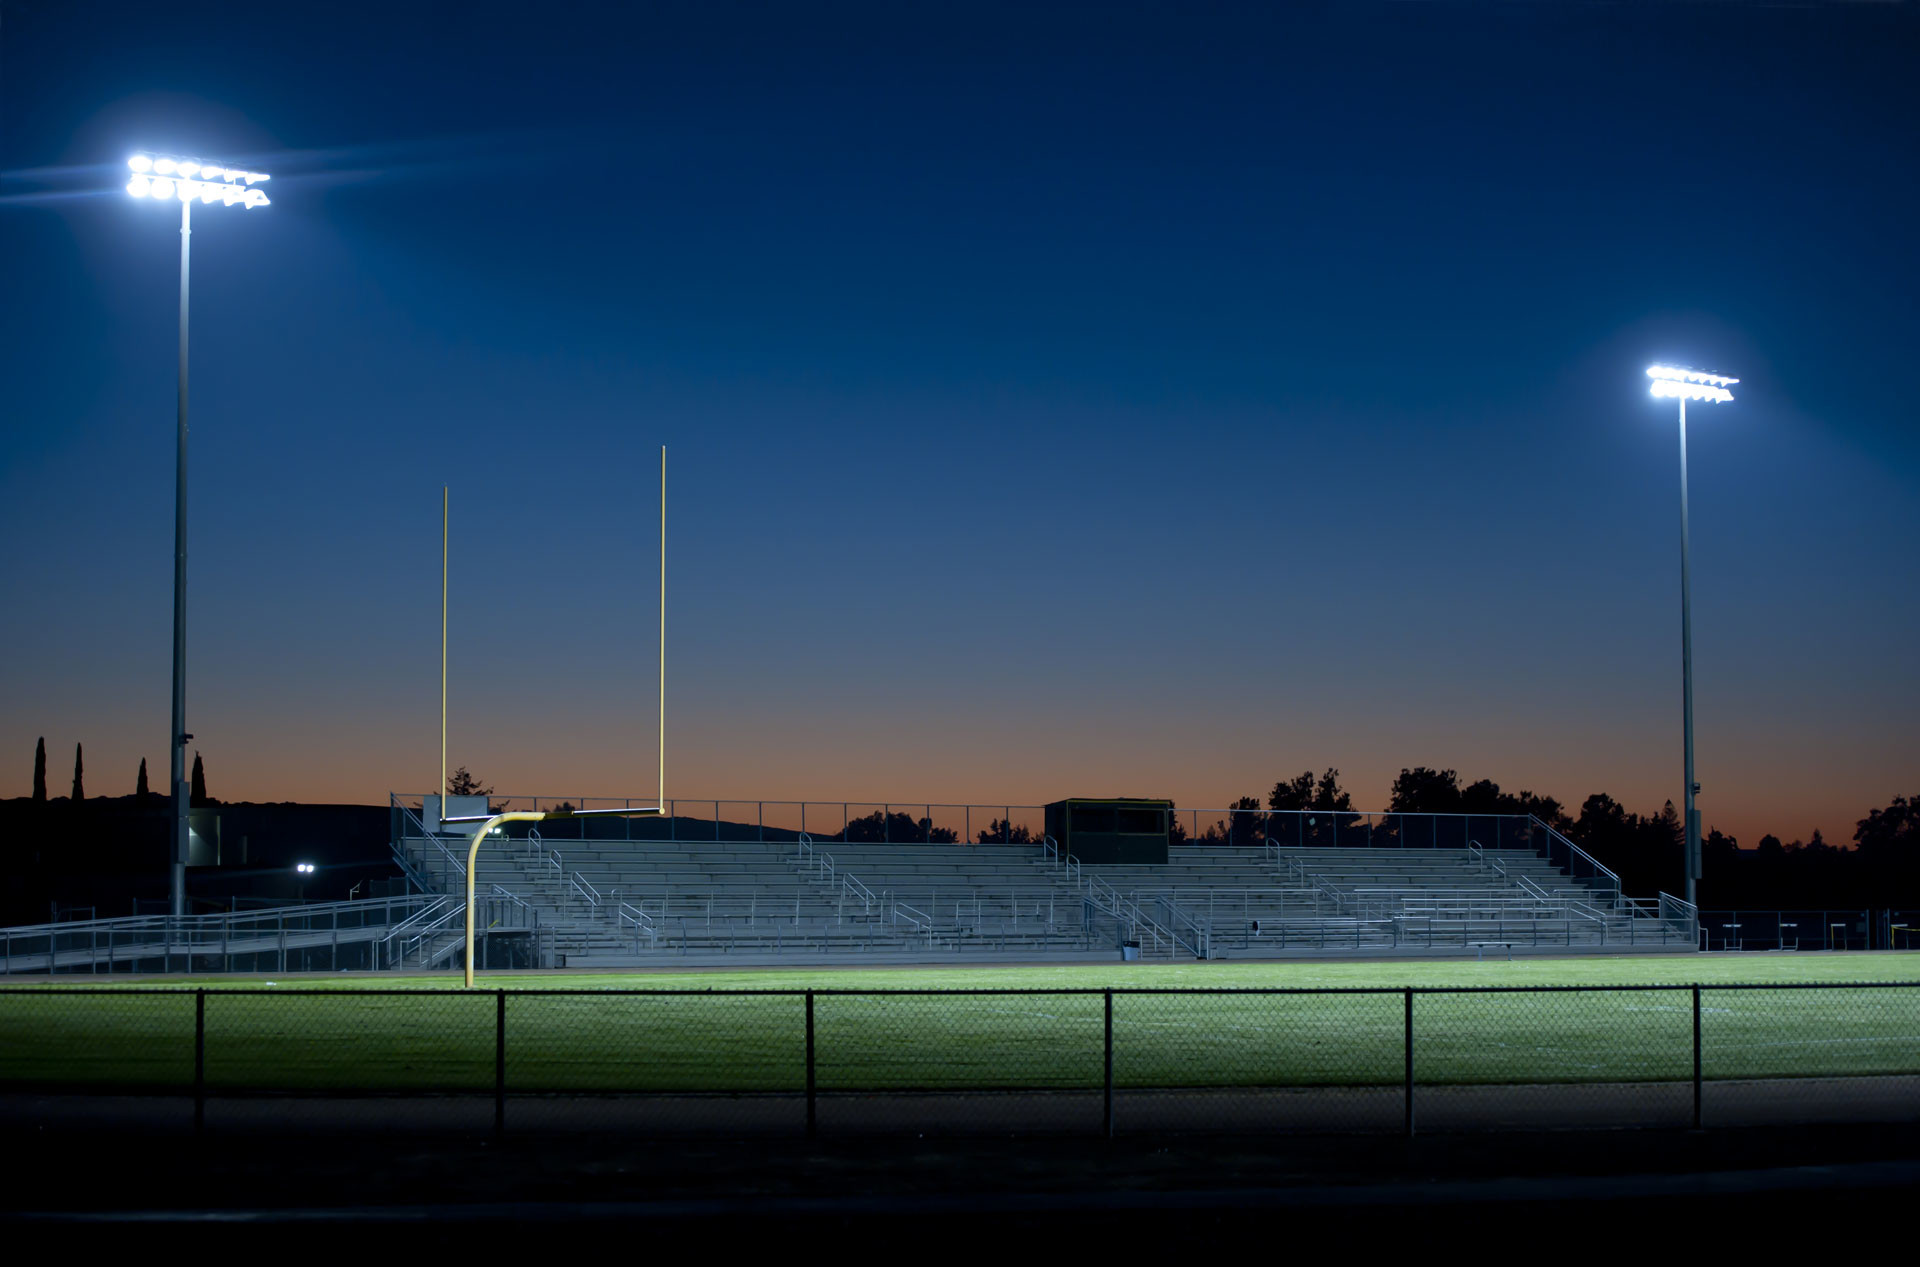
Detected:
[{"left": 395, "top": 827, "right": 1695, "bottom": 967}]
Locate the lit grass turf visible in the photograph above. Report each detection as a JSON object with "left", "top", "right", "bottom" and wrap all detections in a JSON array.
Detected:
[{"left": 2, "top": 954, "right": 1916, "bottom": 1093}]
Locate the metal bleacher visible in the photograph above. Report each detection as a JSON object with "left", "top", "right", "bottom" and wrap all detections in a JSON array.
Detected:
[
  {"left": 383, "top": 802, "right": 1697, "bottom": 967},
  {"left": 0, "top": 800, "right": 1697, "bottom": 974}
]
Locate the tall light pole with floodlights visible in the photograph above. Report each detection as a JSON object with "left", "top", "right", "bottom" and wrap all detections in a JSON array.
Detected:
[
  {"left": 125, "top": 153, "right": 272, "bottom": 918},
  {"left": 1646, "top": 363, "right": 1737, "bottom": 909}
]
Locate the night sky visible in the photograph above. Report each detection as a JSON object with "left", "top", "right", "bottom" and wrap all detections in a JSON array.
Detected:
[{"left": 2, "top": 1, "right": 1915, "bottom": 846}]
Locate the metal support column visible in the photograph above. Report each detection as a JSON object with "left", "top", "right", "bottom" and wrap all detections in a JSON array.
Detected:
[{"left": 169, "top": 197, "right": 193, "bottom": 917}]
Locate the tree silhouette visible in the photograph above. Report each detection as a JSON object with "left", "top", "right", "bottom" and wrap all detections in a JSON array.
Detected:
[
  {"left": 976, "top": 817, "right": 1034, "bottom": 844},
  {"left": 446, "top": 767, "right": 492, "bottom": 797},
  {"left": 1854, "top": 795, "right": 1916, "bottom": 857},
  {"left": 1267, "top": 771, "right": 1317, "bottom": 811},
  {"left": 70, "top": 744, "right": 84, "bottom": 801},
  {"left": 1202, "top": 795, "right": 1264, "bottom": 844},
  {"left": 136, "top": 758, "right": 150, "bottom": 798},
  {"left": 1388, "top": 767, "right": 1462, "bottom": 813},
  {"left": 31, "top": 738, "right": 46, "bottom": 803},
  {"left": 845, "top": 809, "right": 958, "bottom": 844},
  {"left": 190, "top": 752, "right": 208, "bottom": 807}
]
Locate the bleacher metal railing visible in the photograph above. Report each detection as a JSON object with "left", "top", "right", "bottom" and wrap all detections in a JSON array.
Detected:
[
  {"left": 391, "top": 795, "right": 1591, "bottom": 862},
  {"left": 3, "top": 894, "right": 438, "bottom": 975}
]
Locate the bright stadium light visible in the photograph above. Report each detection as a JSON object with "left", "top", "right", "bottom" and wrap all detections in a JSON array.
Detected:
[
  {"left": 1647, "top": 361, "right": 1738, "bottom": 911},
  {"left": 125, "top": 150, "right": 276, "bottom": 920},
  {"left": 126, "top": 154, "right": 271, "bottom": 208},
  {"left": 1648, "top": 364, "right": 1737, "bottom": 403}
]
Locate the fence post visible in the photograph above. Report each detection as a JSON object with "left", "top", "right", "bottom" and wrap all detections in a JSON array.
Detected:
[
  {"left": 1403, "top": 988, "right": 1415, "bottom": 1138},
  {"left": 805, "top": 990, "right": 817, "bottom": 1139},
  {"left": 1103, "top": 989, "right": 1114, "bottom": 1138},
  {"left": 194, "top": 988, "right": 206, "bottom": 1135},
  {"left": 495, "top": 989, "right": 507, "bottom": 1137},
  {"left": 1691, "top": 984, "right": 1703, "bottom": 1130}
]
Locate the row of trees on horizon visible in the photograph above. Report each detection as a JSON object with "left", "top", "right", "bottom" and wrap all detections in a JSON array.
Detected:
[
  {"left": 440, "top": 760, "right": 1915, "bottom": 904},
  {"left": 1193, "top": 767, "right": 1917, "bottom": 907},
  {"left": 17, "top": 744, "right": 1912, "bottom": 905},
  {"left": 20, "top": 738, "right": 212, "bottom": 807}
]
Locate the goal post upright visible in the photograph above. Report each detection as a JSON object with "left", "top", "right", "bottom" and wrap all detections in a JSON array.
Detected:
[
  {"left": 440, "top": 485, "right": 448, "bottom": 808},
  {"left": 447, "top": 444, "right": 669, "bottom": 987},
  {"left": 659, "top": 444, "right": 666, "bottom": 816}
]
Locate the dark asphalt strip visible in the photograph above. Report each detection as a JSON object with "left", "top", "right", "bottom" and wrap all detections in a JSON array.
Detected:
[{"left": 10, "top": 1158, "right": 1919, "bottom": 1223}]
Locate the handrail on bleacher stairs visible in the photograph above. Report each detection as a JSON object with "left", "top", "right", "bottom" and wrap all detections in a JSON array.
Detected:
[
  {"left": 2, "top": 893, "right": 442, "bottom": 975},
  {"left": 889, "top": 900, "right": 933, "bottom": 945},
  {"left": 1039, "top": 834, "right": 1081, "bottom": 889},
  {"left": 1658, "top": 892, "right": 1700, "bottom": 942},
  {"left": 1081, "top": 874, "right": 1177, "bottom": 957},
  {"left": 793, "top": 834, "right": 904, "bottom": 934},
  {"left": 1279, "top": 854, "right": 1349, "bottom": 915},
  {"left": 390, "top": 802, "right": 446, "bottom": 893},
  {"left": 1036, "top": 835, "right": 1173, "bottom": 955},
  {"left": 1153, "top": 896, "right": 1211, "bottom": 959},
  {"left": 616, "top": 901, "right": 657, "bottom": 949},
  {"left": 1528, "top": 816, "right": 1622, "bottom": 902}
]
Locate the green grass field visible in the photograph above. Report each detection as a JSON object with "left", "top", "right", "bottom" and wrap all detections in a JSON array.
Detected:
[{"left": 2, "top": 954, "right": 1916, "bottom": 1095}]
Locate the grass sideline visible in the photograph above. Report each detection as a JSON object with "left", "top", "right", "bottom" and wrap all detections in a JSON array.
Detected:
[{"left": 3, "top": 954, "right": 1917, "bottom": 1094}]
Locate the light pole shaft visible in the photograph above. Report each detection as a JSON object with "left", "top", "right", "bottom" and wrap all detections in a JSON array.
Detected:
[
  {"left": 1678, "top": 398, "right": 1698, "bottom": 907},
  {"left": 170, "top": 198, "right": 191, "bottom": 917}
]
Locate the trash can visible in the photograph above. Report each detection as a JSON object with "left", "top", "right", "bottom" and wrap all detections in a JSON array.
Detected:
[{"left": 1120, "top": 942, "right": 1140, "bottom": 962}]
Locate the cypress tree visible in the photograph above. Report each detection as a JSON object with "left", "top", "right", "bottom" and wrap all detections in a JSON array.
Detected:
[
  {"left": 190, "top": 752, "right": 208, "bottom": 807},
  {"left": 137, "top": 758, "right": 150, "bottom": 798},
  {"left": 71, "top": 744, "right": 84, "bottom": 801},
  {"left": 31, "top": 738, "right": 46, "bottom": 802}
]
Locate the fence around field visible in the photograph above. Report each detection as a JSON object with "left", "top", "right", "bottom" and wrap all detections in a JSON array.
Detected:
[
  {"left": 393, "top": 796, "right": 1570, "bottom": 854},
  {"left": 0, "top": 983, "right": 1914, "bottom": 1137},
  {"left": 1698, "top": 911, "right": 1920, "bottom": 953}
]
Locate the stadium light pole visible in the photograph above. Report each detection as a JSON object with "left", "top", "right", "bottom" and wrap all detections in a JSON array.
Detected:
[
  {"left": 1646, "top": 364, "right": 1737, "bottom": 909},
  {"left": 125, "top": 153, "right": 272, "bottom": 919}
]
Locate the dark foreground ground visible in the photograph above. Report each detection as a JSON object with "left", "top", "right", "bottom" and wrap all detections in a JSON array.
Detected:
[{"left": 4, "top": 1099, "right": 1917, "bottom": 1248}]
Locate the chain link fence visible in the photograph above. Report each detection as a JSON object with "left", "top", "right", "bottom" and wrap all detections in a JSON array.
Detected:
[{"left": 0, "top": 984, "right": 1914, "bottom": 1136}]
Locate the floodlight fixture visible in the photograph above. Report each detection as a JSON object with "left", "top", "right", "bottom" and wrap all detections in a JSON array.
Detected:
[
  {"left": 126, "top": 154, "right": 271, "bottom": 208},
  {"left": 295, "top": 862, "right": 315, "bottom": 874},
  {"left": 1647, "top": 364, "right": 1737, "bottom": 403}
]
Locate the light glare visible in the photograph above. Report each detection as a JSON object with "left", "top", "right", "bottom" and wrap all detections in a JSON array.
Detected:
[
  {"left": 124, "top": 154, "right": 273, "bottom": 210},
  {"left": 1651, "top": 379, "right": 1734, "bottom": 404},
  {"left": 1647, "top": 364, "right": 1738, "bottom": 388}
]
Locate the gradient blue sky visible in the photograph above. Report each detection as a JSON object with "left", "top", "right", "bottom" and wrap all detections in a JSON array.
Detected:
[{"left": 2, "top": 1, "right": 1915, "bottom": 845}]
